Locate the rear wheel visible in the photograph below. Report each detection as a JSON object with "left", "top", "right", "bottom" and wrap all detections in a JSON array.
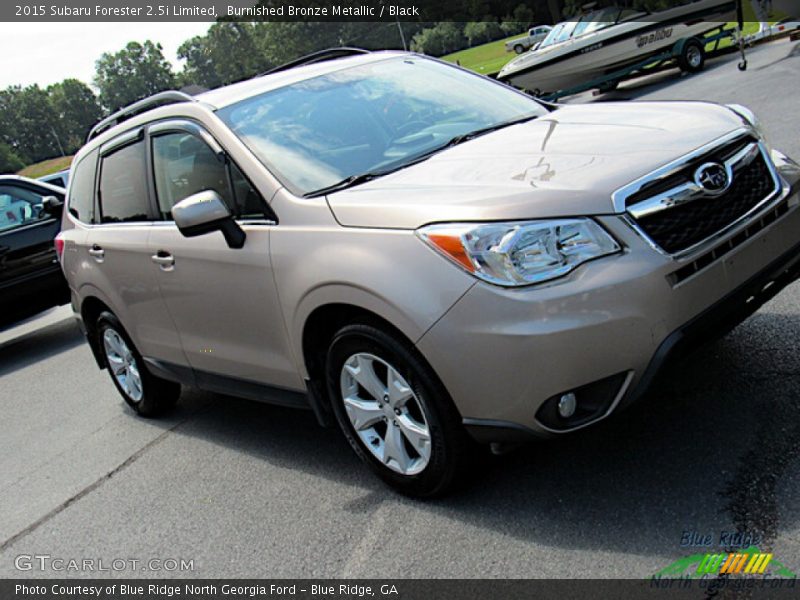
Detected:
[
  {"left": 96, "top": 312, "right": 180, "bottom": 417},
  {"left": 514, "top": 44, "right": 525, "bottom": 54},
  {"left": 678, "top": 38, "right": 705, "bottom": 73},
  {"left": 326, "top": 323, "right": 470, "bottom": 497}
]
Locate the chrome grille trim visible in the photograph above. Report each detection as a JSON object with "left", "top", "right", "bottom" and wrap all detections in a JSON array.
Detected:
[
  {"left": 613, "top": 128, "right": 783, "bottom": 259},
  {"left": 627, "top": 142, "right": 760, "bottom": 220},
  {"left": 611, "top": 128, "right": 756, "bottom": 213}
]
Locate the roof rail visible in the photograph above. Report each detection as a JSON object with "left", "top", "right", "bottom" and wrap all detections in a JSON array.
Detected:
[
  {"left": 87, "top": 91, "right": 197, "bottom": 142},
  {"left": 261, "top": 47, "right": 371, "bottom": 77}
]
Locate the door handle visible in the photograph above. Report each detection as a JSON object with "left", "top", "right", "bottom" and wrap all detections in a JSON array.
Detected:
[
  {"left": 88, "top": 245, "right": 104, "bottom": 261},
  {"left": 151, "top": 250, "right": 175, "bottom": 268}
]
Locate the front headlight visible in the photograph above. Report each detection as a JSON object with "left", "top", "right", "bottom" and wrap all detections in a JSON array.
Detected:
[{"left": 417, "top": 218, "right": 620, "bottom": 287}]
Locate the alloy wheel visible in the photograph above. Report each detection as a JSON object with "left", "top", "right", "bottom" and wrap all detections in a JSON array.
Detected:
[
  {"left": 340, "top": 353, "right": 432, "bottom": 475},
  {"left": 102, "top": 328, "right": 143, "bottom": 403}
]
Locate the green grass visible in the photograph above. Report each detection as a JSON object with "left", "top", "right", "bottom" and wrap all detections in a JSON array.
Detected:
[
  {"left": 441, "top": 34, "right": 525, "bottom": 76},
  {"left": 17, "top": 155, "right": 73, "bottom": 179}
]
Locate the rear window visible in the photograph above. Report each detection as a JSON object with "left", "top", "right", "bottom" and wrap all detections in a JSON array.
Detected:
[
  {"left": 67, "top": 150, "right": 97, "bottom": 223},
  {"left": 98, "top": 141, "right": 149, "bottom": 223}
]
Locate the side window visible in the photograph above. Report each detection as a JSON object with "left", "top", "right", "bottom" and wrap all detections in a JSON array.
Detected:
[
  {"left": 98, "top": 141, "right": 149, "bottom": 223},
  {"left": 67, "top": 150, "right": 98, "bottom": 223},
  {"left": 0, "top": 185, "right": 48, "bottom": 232},
  {"left": 152, "top": 131, "right": 266, "bottom": 220},
  {"left": 230, "top": 162, "right": 268, "bottom": 219}
]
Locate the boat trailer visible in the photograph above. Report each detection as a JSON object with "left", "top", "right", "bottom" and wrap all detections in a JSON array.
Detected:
[{"left": 538, "top": 0, "right": 751, "bottom": 102}]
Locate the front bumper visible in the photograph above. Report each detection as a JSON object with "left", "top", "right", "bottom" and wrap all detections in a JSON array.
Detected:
[{"left": 417, "top": 175, "right": 800, "bottom": 443}]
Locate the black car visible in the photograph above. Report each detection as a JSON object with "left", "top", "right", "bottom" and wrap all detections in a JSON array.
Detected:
[{"left": 0, "top": 175, "right": 68, "bottom": 324}]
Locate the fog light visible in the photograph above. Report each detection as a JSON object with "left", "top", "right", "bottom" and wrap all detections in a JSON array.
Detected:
[{"left": 558, "top": 393, "right": 577, "bottom": 418}]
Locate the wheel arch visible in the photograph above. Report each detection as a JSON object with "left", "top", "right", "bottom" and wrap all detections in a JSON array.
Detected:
[
  {"left": 301, "top": 302, "right": 416, "bottom": 392},
  {"left": 80, "top": 295, "right": 115, "bottom": 369},
  {"left": 300, "top": 301, "right": 462, "bottom": 426}
]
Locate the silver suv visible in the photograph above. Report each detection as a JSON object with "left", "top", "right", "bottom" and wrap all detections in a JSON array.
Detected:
[{"left": 58, "top": 49, "right": 800, "bottom": 496}]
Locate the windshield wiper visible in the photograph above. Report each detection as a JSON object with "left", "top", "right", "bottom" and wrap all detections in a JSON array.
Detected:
[
  {"left": 304, "top": 172, "right": 383, "bottom": 198},
  {"left": 440, "top": 113, "right": 541, "bottom": 148},
  {"left": 304, "top": 113, "right": 541, "bottom": 198}
]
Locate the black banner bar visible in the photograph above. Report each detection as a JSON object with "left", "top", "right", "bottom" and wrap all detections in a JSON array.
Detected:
[
  {"left": 3, "top": 579, "right": 800, "bottom": 600},
  {"left": 1, "top": 1, "right": 784, "bottom": 23}
]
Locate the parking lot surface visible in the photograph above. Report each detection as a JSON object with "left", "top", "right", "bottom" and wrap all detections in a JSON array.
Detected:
[{"left": 2, "top": 39, "right": 800, "bottom": 579}]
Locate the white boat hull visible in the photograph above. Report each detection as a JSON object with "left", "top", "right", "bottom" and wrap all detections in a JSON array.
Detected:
[{"left": 498, "top": 0, "right": 736, "bottom": 94}]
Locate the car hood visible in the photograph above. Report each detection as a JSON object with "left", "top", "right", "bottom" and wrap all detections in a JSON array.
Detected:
[{"left": 326, "top": 102, "right": 747, "bottom": 229}]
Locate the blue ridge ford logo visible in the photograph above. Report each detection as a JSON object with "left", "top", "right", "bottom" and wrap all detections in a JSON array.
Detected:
[{"left": 695, "top": 162, "right": 731, "bottom": 195}]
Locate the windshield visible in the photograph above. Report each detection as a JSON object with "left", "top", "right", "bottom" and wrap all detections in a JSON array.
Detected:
[
  {"left": 572, "top": 8, "right": 622, "bottom": 38},
  {"left": 216, "top": 57, "right": 547, "bottom": 196},
  {"left": 539, "top": 21, "right": 578, "bottom": 48}
]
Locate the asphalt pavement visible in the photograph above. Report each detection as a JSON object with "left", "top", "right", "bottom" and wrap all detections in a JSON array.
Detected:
[{"left": 1, "top": 39, "right": 800, "bottom": 579}]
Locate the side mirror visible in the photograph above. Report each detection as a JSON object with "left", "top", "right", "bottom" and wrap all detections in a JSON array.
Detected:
[
  {"left": 42, "top": 195, "right": 64, "bottom": 217},
  {"left": 171, "top": 190, "right": 246, "bottom": 249}
]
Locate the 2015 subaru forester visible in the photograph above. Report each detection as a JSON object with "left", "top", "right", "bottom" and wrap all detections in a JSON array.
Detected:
[{"left": 58, "top": 49, "right": 800, "bottom": 496}]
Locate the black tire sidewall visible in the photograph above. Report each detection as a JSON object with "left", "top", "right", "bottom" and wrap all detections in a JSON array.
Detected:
[
  {"left": 325, "top": 324, "right": 464, "bottom": 497},
  {"left": 680, "top": 39, "right": 705, "bottom": 73},
  {"left": 96, "top": 311, "right": 178, "bottom": 417}
]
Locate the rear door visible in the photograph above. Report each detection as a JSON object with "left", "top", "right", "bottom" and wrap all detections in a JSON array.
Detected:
[
  {"left": 85, "top": 129, "right": 185, "bottom": 365},
  {"left": 0, "top": 178, "right": 64, "bottom": 295}
]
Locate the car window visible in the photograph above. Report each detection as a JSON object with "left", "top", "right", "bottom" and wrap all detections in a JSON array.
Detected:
[
  {"left": 68, "top": 150, "right": 98, "bottom": 223},
  {"left": 151, "top": 131, "right": 266, "bottom": 220},
  {"left": 42, "top": 175, "right": 66, "bottom": 187},
  {"left": 98, "top": 141, "right": 149, "bottom": 223},
  {"left": 217, "top": 56, "right": 547, "bottom": 196},
  {"left": 0, "top": 185, "right": 49, "bottom": 232}
]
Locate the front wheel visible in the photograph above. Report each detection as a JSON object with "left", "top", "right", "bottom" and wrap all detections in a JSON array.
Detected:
[
  {"left": 96, "top": 312, "right": 180, "bottom": 417},
  {"left": 326, "top": 323, "right": 470, "bottom": 497}
]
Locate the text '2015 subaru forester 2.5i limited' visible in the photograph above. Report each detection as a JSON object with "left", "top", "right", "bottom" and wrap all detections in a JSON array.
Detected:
[{"left": 58, "top": 49, "right": 800, "bottom": 496}]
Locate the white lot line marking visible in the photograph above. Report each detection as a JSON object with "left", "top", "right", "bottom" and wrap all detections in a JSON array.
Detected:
[{"left": 340, "top": 502, "right": 390, "bottom": 577}]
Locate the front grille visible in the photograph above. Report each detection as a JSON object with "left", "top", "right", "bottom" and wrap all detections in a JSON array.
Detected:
[{"left": 634, "top": 153, "right": 774, "bottom": 254}]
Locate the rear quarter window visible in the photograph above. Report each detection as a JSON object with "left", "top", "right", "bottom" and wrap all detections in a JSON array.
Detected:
[{"left": 67, "top": 150, "right": 98, "bottom": 223}]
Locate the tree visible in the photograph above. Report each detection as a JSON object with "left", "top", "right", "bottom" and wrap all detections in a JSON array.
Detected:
[
  {"left": 410, "top": 23, "right": 467, "bottom": 56},
  {"left": 0, "top": 141, "right": 25, "bottom": 174},
  {"left": 179, "top": 23, "right": 265, "bottom": 89},
  {"left": 94, "top": 41, "right": 175, "bottom": 111},
  {"left": 0, "top": 85, "right": 63, "bottom": 164},
  {"left": 47, "top": 79, "right": 102, "bottom": 152},
  {"left": 501, "top": 4, "right": 537, "bottom": 35},
  {"left": 464, "top": 21, "right": 505, "bottom": 46}
]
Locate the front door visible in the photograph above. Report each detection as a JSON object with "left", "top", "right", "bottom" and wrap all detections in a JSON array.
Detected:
[{"left": 145, "top": 123, "right": 301, "bottom": 390}]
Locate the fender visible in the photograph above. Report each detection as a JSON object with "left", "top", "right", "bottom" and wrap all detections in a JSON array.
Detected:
[{"left": 290, "top": 283, "right": 430, "bottom": 379}]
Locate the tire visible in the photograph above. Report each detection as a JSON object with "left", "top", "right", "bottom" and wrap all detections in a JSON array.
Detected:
[
  {"left": 96, "top": 311, "right": 180, "bottom": 417},
  {"left": 678, "top": 38, "right": 705, "bottom": 73},
  {"left": 598, "top": 80, "right": 619, "bottom": 93},
  {"left": 514, "top": 44, "right": 525, "bottom": 54},
  {"left": 325, "top": 322, "right": 470, "bottom": 497}
]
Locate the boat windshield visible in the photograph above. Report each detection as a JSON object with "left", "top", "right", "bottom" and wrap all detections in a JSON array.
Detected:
[
  {"left": 539, "top": 6, "right": 646, "bottom": 49},
  {"left": 538, "top": 21, "right": 578, "bottom": 48},
  {"left": 571, "top": 8, "right": 623, "bottom": 38}
]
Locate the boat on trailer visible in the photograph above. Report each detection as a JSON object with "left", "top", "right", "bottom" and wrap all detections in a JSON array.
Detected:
[{"left": 497, "top": 0, "right": 738, "bottom": 96}]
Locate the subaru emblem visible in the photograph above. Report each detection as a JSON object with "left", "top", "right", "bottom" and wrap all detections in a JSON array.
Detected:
[{"left": 695, "top": 162, "right": 731, "bottom": 195}]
